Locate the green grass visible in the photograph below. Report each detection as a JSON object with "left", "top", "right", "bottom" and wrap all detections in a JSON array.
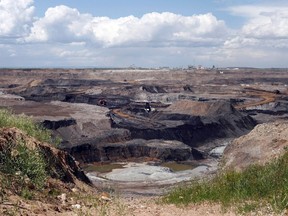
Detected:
[
  {"left": 0, "top": 108, "right": 57, "bottom": 199},
  {"left": 163, "top": 151, "right": 288, "bottom": 214},
  {"left": 0, "top": 109, "right": 53, "bottom": 143},
  {"left": 0, "top": 140, "right": 48, "bottom": 199},
  {"left": 0, "top": 141, "right": 48, "bottom": 188}
]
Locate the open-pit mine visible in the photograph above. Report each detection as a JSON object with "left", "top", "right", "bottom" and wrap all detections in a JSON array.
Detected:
[{"left": 1, "top": 68, "right": 288, "bottom": 196}]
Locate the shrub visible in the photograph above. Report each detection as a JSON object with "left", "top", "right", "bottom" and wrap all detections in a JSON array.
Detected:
[{"left": 163, "top": 152, "right": 288, "bottom": 213}]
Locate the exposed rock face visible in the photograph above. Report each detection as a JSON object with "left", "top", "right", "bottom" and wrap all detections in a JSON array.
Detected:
[
  {"left": 61, "top": 100, "right": 256, "bottom": 163},
  {"left": 42, "top": 118, "right": 77, "bottom": 130},
  {"left": 110, "top": 100, "right": 256, "bottom": 148},
  {"left": 12, "top": 78, "right": 132, "bottom": 108},
  {"left": 222, "top": 121, "right": 288, "bottom": 171},
  {"left": 67, "top": 139, "right": 192, "bottom": 163},
  {"left": 244, "top": 101, "right": 288, "bottom": 122},
  {"left": 0, "top": 97, "right": 256, "bottom": 164},
  {"left": 6, "top": 69, "right": 283, "bottom": 165},
  {"left": 0, "top": 127, "right": 91, "bottom": 185},
  {"left": 141, "top": 85, "right": 167, "bottom": 93}
]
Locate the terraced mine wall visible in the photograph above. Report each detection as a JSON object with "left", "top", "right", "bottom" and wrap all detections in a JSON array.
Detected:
[
  {"left": 5, "top": 69, "right": 288, "bottom": 163},
  {"left": 58, "top": 101, "right": 256, "bottom": 163}
]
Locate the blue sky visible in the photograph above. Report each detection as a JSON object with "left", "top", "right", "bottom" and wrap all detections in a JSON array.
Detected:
[
  {"left": 34, "top": 1, "right": 223, "bottom": 17},
  {"left": 1, "top": 0, "right": 288, "bottom": 68},
  {"left": 33, "top": 1, "right": 247, "bottom": 27}
]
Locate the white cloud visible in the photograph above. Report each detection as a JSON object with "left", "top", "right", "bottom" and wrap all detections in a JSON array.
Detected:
[
  {"left": 228, "top": 5, "right": 288, "bottom": 39},
  {"left": 224, "top": 36, "right": 259, "bottom": 49},
  {"left": 24, "top": 5, "right": 228, "bottom": 47},
  {"left": 25, "top": 5, "right": 93, "bottom": 42},
  {"left": 214, "top": 44, "right": 288, "bottom": 68},
  {"left": 215, "top": 4, "right": 288, "bottom": 66},
  {"left": 242, "top": 10, "right": 288, "bottom": 39},
  {"left": 2, "top": 2, "right": 288, "bottom": 68},
  {"left": 0, "top": 0, "right": 34, "bottom": 37}
]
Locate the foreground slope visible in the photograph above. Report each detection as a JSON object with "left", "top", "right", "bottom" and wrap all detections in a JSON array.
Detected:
[{"left": 222, "top": 121, "right": 288, "bottom": 171}]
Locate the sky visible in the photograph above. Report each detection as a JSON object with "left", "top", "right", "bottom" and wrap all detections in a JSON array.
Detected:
[{"left": 1, "top": 0, "right": 288, "bottom": 68}]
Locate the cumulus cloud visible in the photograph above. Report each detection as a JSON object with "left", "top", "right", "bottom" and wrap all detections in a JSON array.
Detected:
[
  {"left": 228, "top": 5, "right": 288, "bottom": 39},
  {"left": 89, "top": 12, "right": 228, "bottom": 47},
  {"left": 25, "top": 5, "right": 93, "bottom": 43},
  {"left": 2, "top": 1, "right": 288, "bottom": 68},
  {"left": 216, "top": 4, "right": 288, "bottom": 66},
  {"left": 25, "top": 5, "right": 228, "bottom": 47},
  {"left": 0, "top": 0, "right": 34, "bottom": 37},
  {"left": 242, "top": 10, "right": 288, "bottom": 39},
  {"left": 223, "top": 36, "right": 259, "bottom": 49}
]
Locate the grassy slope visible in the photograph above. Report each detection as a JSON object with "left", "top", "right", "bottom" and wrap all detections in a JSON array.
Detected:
[
  {"left": 0, "top": 109, "right": 52, "bottom": 143},
  {"left": 163, "top": 151, "right": 288, "bottom": 214},
  {"left": 0, "top": 109, "right": 122, "bottom": 216},
  {"left": 0, "top": 109, "right": 55, "bottom": 196}
]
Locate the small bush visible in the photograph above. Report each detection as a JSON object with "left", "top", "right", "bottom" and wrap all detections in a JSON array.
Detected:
[{"left": 163, "top": 152, "right": 288, "bottom": 213}]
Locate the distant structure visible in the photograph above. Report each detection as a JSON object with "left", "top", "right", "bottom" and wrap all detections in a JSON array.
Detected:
[
  {"left": 98, "top": 99, "right": 107, "bottom": 106},
  {"left": 187, "top": 65, "right": 195, "bottom": 70},
  {"left": 158, "top": 66, "right": 170, "bottom": 70},
  {"left": 197, "top": 65, "right": 205, "bottom": 70},
  {"left": 145, "top": 102, "right": 151, "bottom": 113},
  {"left": 187, "top": 65, "right": 206, "bottom": 70}
]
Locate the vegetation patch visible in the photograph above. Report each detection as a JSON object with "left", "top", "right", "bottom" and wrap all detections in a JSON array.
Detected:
[
  {"left": 0, "top": 109, "right": 55, "bottom": 144},
  {"left": 0, "top": 140, "right": 48, "bottom": 200},
  {"left": 0, "top": 108, "right": 127, "bottom": 215},
  {"left": 0, "top": 109, "right": 55, "bottom": 200},
  {"left": 163, "top": 151, "right": 288, "bottom": 214}
]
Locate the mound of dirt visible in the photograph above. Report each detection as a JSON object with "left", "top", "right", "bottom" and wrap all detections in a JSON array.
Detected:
[
  {"left": 164, "top": 100, "right": 235, "bottom": 116},
  {"left": 0, "top": 127, "right": 91, "bottom": 185},
  {"left": 222, "top": 121, "right": 288, "bottom": 171}
]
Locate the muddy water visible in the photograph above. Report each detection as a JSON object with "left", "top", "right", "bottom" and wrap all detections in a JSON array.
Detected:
[
  {"left": 160, "top": 162, "right": 197, "bottom": 172},
  {"left": 85, "top": 159, "right": 219, "bottom": 197},
  {"left": 83, "top": 140, "right": 231, "bottom": 197},
  {"left": 82, "top": 163, "right": 125, "bottom": 173},
  {"left": 83, "top": 161, "right": 196, "bottom": 174}
]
